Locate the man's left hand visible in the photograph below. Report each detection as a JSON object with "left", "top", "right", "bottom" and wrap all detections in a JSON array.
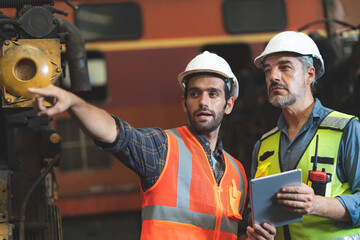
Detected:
[{"left": 246, "top": 222, "right": 276, "bottom": 240}]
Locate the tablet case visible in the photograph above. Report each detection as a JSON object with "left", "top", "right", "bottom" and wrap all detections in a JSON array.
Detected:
[{"left": 250, "top": 169, "right": 303, "bottom": 227}]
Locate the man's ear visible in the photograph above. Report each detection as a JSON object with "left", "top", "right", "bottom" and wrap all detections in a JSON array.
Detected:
[
  {"left": 306, "top": 66, "right": 316, "bottom": 86},
  {"left": 224, "top": 97, "right": 234, "bottom": 115},
  {"left": 181, "top": 95, "right": 187, "bottom": 112}
]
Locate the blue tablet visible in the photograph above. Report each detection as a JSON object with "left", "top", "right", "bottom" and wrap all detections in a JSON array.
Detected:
[{"left": 250, "top": 169, "right": 303, "bottom": 227}]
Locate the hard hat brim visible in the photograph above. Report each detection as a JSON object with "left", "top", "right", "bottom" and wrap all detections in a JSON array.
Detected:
[{"left": 177, "top": 69, "right": 232, "bottom": 89}]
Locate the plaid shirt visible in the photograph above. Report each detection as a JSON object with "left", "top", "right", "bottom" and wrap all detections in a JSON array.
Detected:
[{"left": 96, "top": 116, "right": 226, "bottom": 191}]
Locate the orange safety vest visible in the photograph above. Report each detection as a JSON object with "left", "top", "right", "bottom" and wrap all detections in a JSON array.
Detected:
[{"left": 141, "top": 126, "right": 248, "bottom": 240}]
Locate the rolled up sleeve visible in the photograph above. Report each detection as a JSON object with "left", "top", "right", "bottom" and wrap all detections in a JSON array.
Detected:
[{"left": 336, "top": 119, "right": 360, "bottom": 227}]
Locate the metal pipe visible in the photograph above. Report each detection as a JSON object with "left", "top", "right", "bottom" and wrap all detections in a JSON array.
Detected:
[
  {"left": 0, "top": 0, "right": 54, "bottom": 8},
  {"left": 0, "top": 19, "right": 18, "bottom": 25}
]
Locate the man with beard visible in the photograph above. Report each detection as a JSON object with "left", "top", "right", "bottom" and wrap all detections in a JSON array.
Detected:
[
  {"left": 250, "top": 31, "right": 360, "bottom": 239},
  {"left": 29, "top": 51, "right": 275, "bottom": 239}
]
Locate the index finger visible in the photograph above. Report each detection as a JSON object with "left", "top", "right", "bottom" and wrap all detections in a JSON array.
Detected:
[
  {"left": 281, "top": 183, "right": 310, "bottom": 193},
  {"left": 28, "top": 85, "right": 57, "bottom": 96}
]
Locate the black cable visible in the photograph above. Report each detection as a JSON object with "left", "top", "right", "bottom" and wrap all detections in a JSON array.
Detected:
[
  {"left": 63, "top": 0, "right": 78, "bottom": 11},
  {"left": 19, "top": 155, "right": 60, "bottom": 240}
]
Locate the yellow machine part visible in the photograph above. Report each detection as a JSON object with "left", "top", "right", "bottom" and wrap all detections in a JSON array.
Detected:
[
  {"left": 0, "top": 174, "right": 11, "bottom": 239},
  {"left": 0, "top": 39, "right": 62, "bottom": 107}
]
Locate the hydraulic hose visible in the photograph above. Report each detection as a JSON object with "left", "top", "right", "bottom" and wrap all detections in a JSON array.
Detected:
[{"left": 55, "top": 16, "right": 91, "bottom": 92}]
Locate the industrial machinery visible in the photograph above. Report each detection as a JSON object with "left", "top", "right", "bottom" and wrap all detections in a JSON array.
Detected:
[{"left": 0, "top": 0, "right": 90, "bottom": 239}]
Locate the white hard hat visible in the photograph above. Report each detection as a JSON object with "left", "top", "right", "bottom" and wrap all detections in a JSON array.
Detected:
[
  {"left": 254, "top": 31, "right": 325, "bottom": 79},
  {"left": 178, "top": 51, "right": 239, "bottom": 99}
]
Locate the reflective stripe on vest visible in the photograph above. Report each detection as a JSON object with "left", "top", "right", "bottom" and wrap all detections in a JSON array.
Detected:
[
  {"left": 143, "top": 205, "right": 238, "bottom": 233},
  {"left": 320, "top": 115, "right": 353, "bottom": 130},
  {"left": 256, "top": 111, "right": 360, "bottom": 240},
  {"left": 141, "top": 128, "right": 243, "bottom": 236},
  {"left": 142, "top": 205, "right": 216, "bottom": 230},
  {"left": 224, "top": 151, "right": 244, "bottom": 193},
  {"left": 167, "top": 128, "right": 193, "bottom": 209}
]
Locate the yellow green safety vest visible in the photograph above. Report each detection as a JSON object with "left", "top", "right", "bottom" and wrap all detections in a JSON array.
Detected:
[{"left": 256, "top": 111, "right": 360, "bottom": 240}]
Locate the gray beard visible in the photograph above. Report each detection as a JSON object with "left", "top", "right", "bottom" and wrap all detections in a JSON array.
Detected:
[
  {"left": 269, "top": 84, "right": 306, "bottom": 108},
  {"left": 269, "top": 94, "right": 297, "bottom": 108}
]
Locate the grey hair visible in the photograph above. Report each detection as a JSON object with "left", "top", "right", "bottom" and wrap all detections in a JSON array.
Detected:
[{"left": 299, "top": 55, "right": 316, "bottom": 88}]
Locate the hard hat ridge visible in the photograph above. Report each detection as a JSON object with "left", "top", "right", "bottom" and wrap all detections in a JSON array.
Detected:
[{"left": 178, "top": 51, "right": 239, "bottom": 100}]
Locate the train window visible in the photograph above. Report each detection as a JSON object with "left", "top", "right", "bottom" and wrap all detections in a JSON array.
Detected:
[
  {"left": 222, "top": 0, "right": 287, "bottom": 34},
  {"left": 55, "top": 118, "right": 112, "bottom": 172},
  {"left": 75, "top": 2, "right": 143, "bottom": 42},
  {"left": 62, "top": 51, "right": 108, "bottom": 103}
]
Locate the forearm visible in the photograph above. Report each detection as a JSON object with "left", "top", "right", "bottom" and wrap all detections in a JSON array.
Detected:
[
  {"left": 29, "top": 85, "right": 118, "bottom": 144},
  {"left": 312, "top": 195, "right": 351, "bottom": 222},
  {"left": 67, "top": 96, "right": 118, "bottom": 143}
]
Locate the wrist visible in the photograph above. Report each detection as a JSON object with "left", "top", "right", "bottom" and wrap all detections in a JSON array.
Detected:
[
  {"left": 68, "top": 92, "right": 85, "bottom": 111},
  {"left": 310, "top": 195, "right": 322, "bottom": 216}
]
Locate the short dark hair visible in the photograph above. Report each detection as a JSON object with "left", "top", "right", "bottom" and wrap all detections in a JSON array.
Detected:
[{"left": 183, "top": 72, "right": 231, "bottom": 107}]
